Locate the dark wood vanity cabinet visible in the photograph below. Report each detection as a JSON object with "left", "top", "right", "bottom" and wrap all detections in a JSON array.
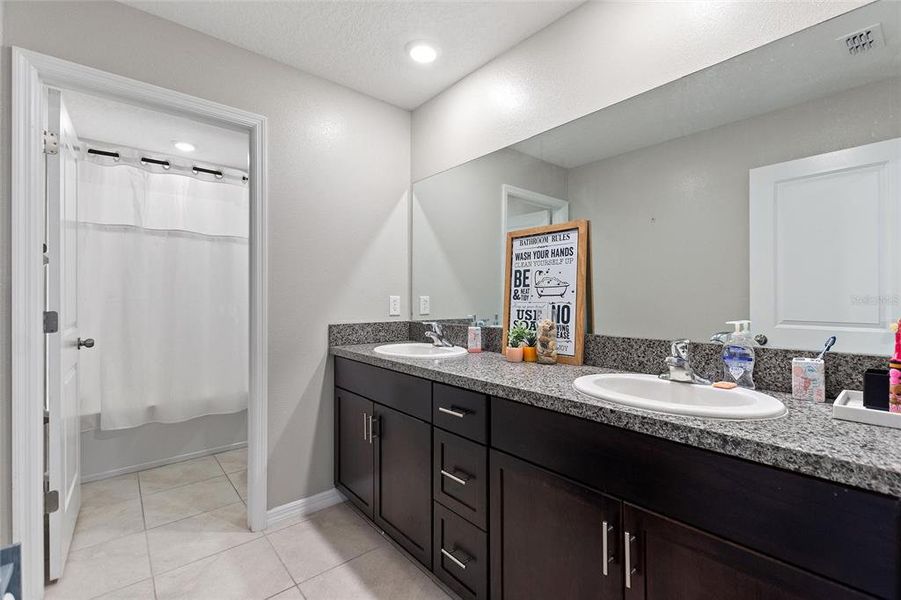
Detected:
[
  {"left": 334, "top": 358, "right": 433, "bottom": 568},
  {"left": 334, "top": 358, "right": 901, "bottom": 600},
  {"left": 490, "top": 450, "right": 622, "bottom": 600},
  {"left": 621, "top": 505, "right": 871, "bottom": 600}
]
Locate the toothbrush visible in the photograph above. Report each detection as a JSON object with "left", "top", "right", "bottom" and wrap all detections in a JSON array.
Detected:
[{"left": 816, "top": 336, "right": 836, "bottom": 361}]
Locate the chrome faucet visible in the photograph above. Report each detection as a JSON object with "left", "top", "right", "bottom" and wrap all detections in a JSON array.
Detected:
[
  {"left": 659, "top": 339, "right": 710, "bottom": 385},
  {"left": 424, "top": 322, "right": 453, "bottom": 347}
]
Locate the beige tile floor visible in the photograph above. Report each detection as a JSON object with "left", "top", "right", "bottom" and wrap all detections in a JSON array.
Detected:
[{"left": 45, "top": 449, "right": 452, "bottom": 600}]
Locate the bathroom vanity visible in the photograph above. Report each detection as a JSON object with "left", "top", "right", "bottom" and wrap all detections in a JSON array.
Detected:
[{"left": 332, "top": 347, "right": 901, "bottom": 600}]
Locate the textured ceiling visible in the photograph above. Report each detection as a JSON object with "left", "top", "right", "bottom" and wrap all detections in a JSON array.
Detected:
[{"left": 126, "top": 1, "right": 583, "bottom": 110}]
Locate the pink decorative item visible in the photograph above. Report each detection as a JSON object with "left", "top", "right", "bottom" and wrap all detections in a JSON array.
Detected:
[
  {"left": 467, "top": 326, "right": 482, "bottom": 353},
  {"left": 889, "top": 319, "right": 901, "bottom": 413},
  {"left": 505, "top": 346, "right": 524, "bottom": 362}
]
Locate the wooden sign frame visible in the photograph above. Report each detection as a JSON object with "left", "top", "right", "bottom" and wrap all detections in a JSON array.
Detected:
[{"left": 502, "top": 219, "right": 589, "bottom": 365}]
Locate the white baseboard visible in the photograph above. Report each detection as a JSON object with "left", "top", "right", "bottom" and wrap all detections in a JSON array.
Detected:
[
  {"left": 266, "top": 488, "right": 346, "bottom": 530},
  {"left": 81, "top": 440, "right": 248, "bottom": 483}
]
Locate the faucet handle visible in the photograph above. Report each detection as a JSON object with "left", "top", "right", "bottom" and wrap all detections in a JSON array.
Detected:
[
  {"left": 424, "top": 321, "right": 444, "bottom": 335},
  {"left": 670, "top": 339, "right": 690, "bottom": 360}
]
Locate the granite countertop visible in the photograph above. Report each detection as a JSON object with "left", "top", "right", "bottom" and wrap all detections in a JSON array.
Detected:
[{"left": 330, "top": 342, "right": 901, "bottom": 498}]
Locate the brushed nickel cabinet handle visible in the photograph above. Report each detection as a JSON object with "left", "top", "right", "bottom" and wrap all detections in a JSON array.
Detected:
[
  {"left": 369, "top": 415, "right": 378, "bottom": 442},
  {"left": 602, "top": 520, "right": 614, "bottom": 576},
  {"left": 440, "top": 547, "right": 469, "bottom": 570},
  {"left": 362, "top": 412, "right": 368, "bottom": 442},
  {"left": 438, "top": 406, "right": 468, "bottom": 418},
  {"left": 440, "top": 469, "right": 470, "bottom": 486},
  {"left": 625, "top": 531, "right": 637, "bottom": 589}
]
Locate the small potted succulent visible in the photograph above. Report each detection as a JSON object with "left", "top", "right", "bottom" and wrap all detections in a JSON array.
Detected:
[
  {"left": 506, "top": 323, "right": 530, "bottom": 363},
  {"left": 522, "top": 330, "right": 538, "bottom": 362}
]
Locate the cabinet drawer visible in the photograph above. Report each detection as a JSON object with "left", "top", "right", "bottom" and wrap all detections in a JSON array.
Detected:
[
  {"left": 434, "top": 429, "right": 487, "bottom": 530},
  {"left": 335, "top": 357, "right": 431, "bottom": 421},
  {"left": 433, "top": 502, "right": 488, "bottom": 600},
  {"left": 433, "top": 383, "right": 487, "bottom": 443}
]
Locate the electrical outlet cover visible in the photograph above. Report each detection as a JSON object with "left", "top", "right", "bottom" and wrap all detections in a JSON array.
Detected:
[
  {"left": 419, "top": 296, "right": 430, "bottom": 315},
  {"left": 389, "top": 295, "right": 401, "bottom": 316}
]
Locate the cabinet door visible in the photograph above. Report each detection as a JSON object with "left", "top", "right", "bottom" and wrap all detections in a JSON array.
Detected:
[
  {"left": 335, "top": 389, "right": 374, "bottom": 518},
  {"left": 490, "top": 450, "right": 622, "bottom": 600},
  {"left": 373, "top": 404, "right": 433, "bottom": 568},
  {"left": 622, "top": 504, "right": 870, "bottom": 600}
]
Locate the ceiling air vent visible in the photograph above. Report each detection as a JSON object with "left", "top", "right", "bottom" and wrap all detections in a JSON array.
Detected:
[{"left": 838, "top": 23, "right": 885, "bottom": 56}]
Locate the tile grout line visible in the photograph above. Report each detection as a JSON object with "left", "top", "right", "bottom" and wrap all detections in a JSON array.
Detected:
[
  {"left": 150, "top": 522, "right": 262, "bottom": 578},
  {"left": 262, "top": 535, "right": 300, "bottom": 586},
  {"left": 140, "top": 471, "right": 229, "bottom": 499},
  {"left": 288, "top": 543, "right": 387, "bottom": 589},
  {"left": 136, "top": 465, "right": 159, "bottom": 600},
  {"left": 223, "top": 468, "right": 245, "bottom": 501},
  {"left": 84, "top": 577, "right": 155, "bottom": 600}
]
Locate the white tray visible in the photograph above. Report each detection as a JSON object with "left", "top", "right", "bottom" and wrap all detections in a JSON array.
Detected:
[{"left": 833, "top": 390, "right": 901, "bottom": 430}]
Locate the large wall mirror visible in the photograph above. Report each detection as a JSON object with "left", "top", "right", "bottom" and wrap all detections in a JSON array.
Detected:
[{"left": 411, "top": 1, "right": 901, "bottom": 354}]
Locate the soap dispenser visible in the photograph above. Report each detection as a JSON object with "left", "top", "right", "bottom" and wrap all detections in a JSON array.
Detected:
[{"left": 722, "top": 320, "right": 756, "bottom": 389}]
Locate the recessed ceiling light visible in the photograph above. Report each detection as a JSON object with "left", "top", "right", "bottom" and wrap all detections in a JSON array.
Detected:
[
  {"left": 406, "top": 41, "right": 438, "bottom": 64},
  {"left": 173, "top": 141, "right": 195, "bottom": 152}
]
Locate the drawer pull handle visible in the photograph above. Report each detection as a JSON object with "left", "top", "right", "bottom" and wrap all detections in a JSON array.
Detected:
[
  {"left": 438, "top": 406, "right": 468, "bottom": 418},
  {"left": 440, "top": 469, "right": 471, "bottom": 486},
  {"left": 362, "top": 412, "right": 368, "bottom": 442},
  {"left": 602, "top": 520, "right": 614, "bottom": 576},
  {"left": 625, "top": 531, "right": 637, "bottom": 589},
  {"left": 441, "top": 547, "right": 470, "bottom": 570}
]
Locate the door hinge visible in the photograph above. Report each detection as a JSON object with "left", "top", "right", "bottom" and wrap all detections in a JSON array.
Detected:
[
  {"left": 43, "top": 311, "right": 59, "bottom": 334},
  {"left": 43, "top": 130, "right": 59, "bottom": 155},
  {"left": 44, "top": 489, "right": 59, "bottom": 515}
]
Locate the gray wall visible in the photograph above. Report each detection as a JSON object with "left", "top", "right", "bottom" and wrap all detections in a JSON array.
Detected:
[
  {"left": 0, "top": 0, "right": 411, "bottom": 540},
  {"left": 412, "top": 148, "right": 567, "bottom": 322},
  {"left": 81, "top": 412, "right": 247, "bottom": 482},
  {"left": 568, "top": 77, "right": 901, "bottom": 341}
]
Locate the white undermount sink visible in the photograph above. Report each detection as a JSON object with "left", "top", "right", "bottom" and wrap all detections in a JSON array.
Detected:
[
  {"left": 373, "top": 342, "right": 468, "bottom": 360},
  {"left": 572, "top": 373, "right": 786, "bottom": 420}
]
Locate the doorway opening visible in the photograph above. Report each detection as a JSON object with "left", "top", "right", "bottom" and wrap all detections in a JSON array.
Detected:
[{"left": 12, "top": 48, "right": 268, "bottom": 599}]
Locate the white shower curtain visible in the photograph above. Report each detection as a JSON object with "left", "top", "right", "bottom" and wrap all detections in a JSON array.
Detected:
[{"left": 78, "top": 159, "right": 249, "bottom": 430}]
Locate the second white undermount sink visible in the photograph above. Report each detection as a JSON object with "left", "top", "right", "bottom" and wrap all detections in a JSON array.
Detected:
[
  {"left": 573, "top": 373, "right": 786, "bottom": 420},
  {"left": 373, "top": 342, "right": 467, "bottom": 360}
]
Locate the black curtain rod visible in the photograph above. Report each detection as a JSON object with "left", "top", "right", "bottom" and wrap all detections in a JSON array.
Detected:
[
  {"left": 192, "top": 166, "right": 223, "bottom": 179},
  {"left": 87, "top": 148, "right": 119, "bottom": 159},
  {"left": 87, "top": 146, "right": 246, "bottom": 182},
  {"left": 140, "top": 156, "right": 170, "bottom": 169}
]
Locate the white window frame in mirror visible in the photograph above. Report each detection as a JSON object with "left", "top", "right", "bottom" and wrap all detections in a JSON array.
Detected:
[{"left": 502, "top": 184, "right": 569, "bottom": 233}]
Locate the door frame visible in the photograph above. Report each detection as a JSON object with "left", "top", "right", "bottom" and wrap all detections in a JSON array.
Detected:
[
  {"left": 499, "top": 184, "right": 569, "bottom": 317},
  {"left": 11, "top": 47, "right": 269, "bottom": 598}
]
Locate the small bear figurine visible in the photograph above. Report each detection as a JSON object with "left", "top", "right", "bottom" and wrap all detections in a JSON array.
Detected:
[{"left": 536, "top": 318, "right": 557, "bottom": 365}]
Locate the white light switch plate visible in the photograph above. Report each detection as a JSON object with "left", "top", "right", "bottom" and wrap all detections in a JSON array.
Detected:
[
  {"left": 388, "top": 295, "right": 401, "bottom": 316},
  {"left": 419, "top": 295, "right": 430, "bottom": 315}
]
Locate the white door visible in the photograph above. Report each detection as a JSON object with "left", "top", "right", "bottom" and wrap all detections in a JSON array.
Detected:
[
  {"left": 750, "top": 137, "right": 900, "bottom": 354},
  {"left": 46, "top": 88, "right": 83, "bottom": 581}
]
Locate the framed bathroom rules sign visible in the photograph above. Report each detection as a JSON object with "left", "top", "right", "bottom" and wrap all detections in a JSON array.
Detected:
[{"left": 503, "top": 220, "right": 589, "bottom": 365}]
